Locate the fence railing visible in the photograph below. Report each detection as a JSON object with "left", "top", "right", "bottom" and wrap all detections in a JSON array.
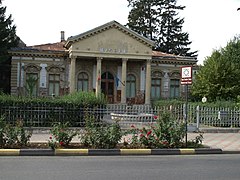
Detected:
[{"left": 1, "top": 103, "right": 240, "bottom": 128}]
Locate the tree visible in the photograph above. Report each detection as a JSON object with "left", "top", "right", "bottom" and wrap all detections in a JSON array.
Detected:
[
  {"left": 191, "top": 36, "right": 240, "bottom": 102},
  {"left": 0, "top": 1, "right": 19, "bottom": 63},
  {"left": 0, "top": 1, "right": 19, "bottom": 94},
  {"left": 126, "top": 0, "right": 197, "bottom": 57}
]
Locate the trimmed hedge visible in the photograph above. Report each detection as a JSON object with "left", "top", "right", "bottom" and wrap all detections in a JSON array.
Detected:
[{"left": 0, "top": 92, "right": 107, "bottom": 127}]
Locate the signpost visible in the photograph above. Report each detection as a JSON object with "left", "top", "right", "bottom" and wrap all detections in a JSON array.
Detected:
[{"left": 181, "top": 66, "right": 192, "bottom": 147}]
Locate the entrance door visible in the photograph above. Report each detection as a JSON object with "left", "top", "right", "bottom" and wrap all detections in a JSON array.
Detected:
[{"left": 101, "top": 72, "right": 114, "bottom": 103}]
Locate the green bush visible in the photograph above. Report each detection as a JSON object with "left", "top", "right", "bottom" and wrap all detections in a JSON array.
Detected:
[
  {"left": 81, "top": 115, "right": 122, "bottom": 149},
  {"left": 153, "top": 99, "right": 184, "bottom": 107},
  {"left": 49, "top": 122, "right": 78, "bottom": 148},
  {"left": 0, "top": 116, "right": 6, "bottom": 146},
  {"left": 0, "top": 116, "right": 32, "bottom": 148},
  {"left": 125, "top": 112, "right": 185, "bottom": 148},
  {"left": 0, "top": 92, "right": 107, "bottom": 127}
]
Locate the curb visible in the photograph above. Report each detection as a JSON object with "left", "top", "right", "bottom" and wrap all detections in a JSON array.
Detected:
[{"left": 0, "top": 148, "right": 223, "bottom": 156}]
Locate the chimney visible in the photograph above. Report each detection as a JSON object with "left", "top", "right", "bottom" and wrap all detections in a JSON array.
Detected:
[{"left": 60, "top": 31, "right": 65, "bottom": 42}]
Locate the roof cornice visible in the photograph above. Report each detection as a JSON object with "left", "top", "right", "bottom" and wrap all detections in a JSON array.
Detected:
[
  {"left": 65, "top": 20, "right": 155, "bottom": 49},
  {"left": 9, "top": 48, "right": 66, "bottom": 58}
]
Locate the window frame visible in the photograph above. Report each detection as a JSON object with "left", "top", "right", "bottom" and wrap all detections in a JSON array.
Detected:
[
  {"left": 126, "top": 74, "right": 136, "bottom": 98},
  {"left": 77, "top": 72, "right": 89, "bottom": 92},
  {"left": 151, "top": 77, "right": 161, "bottom": 99},
  {"left": 48, "top": 74, "right": 60, "bottom": 96},
  {"left": 26, "top": 73, "right": 38, "bottom": 97},
  {"left": 170, "top": 79, "right": 180, "bottom": 98}
]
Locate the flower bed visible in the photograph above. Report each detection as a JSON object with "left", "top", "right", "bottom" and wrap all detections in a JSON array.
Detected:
[{"left": 0, "top": 112, "right": 204, "bottom": 150}]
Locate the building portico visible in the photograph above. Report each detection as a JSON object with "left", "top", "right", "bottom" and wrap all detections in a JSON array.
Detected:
[{"left": 66, "top": 21, "right": 154, "bottom": 104}]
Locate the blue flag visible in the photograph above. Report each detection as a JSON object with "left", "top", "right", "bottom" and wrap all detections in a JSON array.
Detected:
[{"left": 116, "top": 76, "right": 119, "bottom": 87}]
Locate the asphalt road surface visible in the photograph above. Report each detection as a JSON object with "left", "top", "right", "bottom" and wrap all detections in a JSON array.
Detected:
[{"left": 0, "top": 155, "right": 240, "bottom": 180}]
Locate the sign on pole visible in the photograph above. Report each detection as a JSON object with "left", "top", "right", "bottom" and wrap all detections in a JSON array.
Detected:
[
  {"left": 181, "top": 66, "right": 192, "bottom": 147},
  {"left": 181, "top": 66, "right": 192, "bottom": 85}
]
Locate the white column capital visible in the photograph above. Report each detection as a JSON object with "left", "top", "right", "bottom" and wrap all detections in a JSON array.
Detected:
[
  {"left": 122, "top": 58, "right": 128, "bottom": 62},
  {"left": 146, "top": 59, "right": 152, "bottom": 63},
  {"left": 96, "top": 57, "right": 103, "bottom": 61},
  {"left": 69, "top": 54, "right": 77, "bottom": 59}
]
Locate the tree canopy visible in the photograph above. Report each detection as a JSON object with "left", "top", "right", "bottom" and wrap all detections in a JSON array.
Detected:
[
  {"left": 191, "top": 36, "right": 240, "bottom": 102},
  {"left": 126, "top": 0, "right": 197, "bottom": 57},
  {"left": 0, "top": 1, "right": 19, "bottom": 63}
]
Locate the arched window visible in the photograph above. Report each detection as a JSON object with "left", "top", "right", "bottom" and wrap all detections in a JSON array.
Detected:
[
  {"left": 169, "top": 71, "right": 180, "bottom": 98},
  {"left": 126, "top": 74, "right": 136, "bottom": 98},
  {"left": 151, "top": 71, "right": 163, "bottom": 99},
  {"left": 151, "top": 78, "right": 161, "bottom": 99},
  {"left": 77, "top": 72, "right": 88, "bottom": 92},
  {"left": 26, "top": 73, "right": 38, "bottom": 97}
]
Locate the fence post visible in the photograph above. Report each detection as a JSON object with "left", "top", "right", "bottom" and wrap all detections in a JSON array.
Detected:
[{"left": 196, "top": 105, "right": 200, "bottom": 130}]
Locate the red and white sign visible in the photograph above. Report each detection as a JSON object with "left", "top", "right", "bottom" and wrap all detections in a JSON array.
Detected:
[{"left": 181, "top": 66, "right": 192, "bottom": 85}]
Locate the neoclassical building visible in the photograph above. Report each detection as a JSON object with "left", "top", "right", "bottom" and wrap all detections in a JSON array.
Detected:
[{"left": 9, "top": 21, "right": 197, "bottom": 104}]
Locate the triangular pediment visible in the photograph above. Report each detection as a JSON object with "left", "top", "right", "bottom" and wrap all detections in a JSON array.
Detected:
[{"left": 65, "top": 21, "right": 154, "bottom": 59}]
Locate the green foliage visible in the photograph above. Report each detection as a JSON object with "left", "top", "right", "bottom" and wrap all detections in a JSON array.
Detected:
[
  {"left": 125, "top": 112, "right": 186, "bottom": 148},
  {"left": 187, "top": 133, "right": 204, "bottom": 148},
  {"left": 47, "top": 135, "right": 58, "bottom": 150},
  {"left": 50, "top": 122, "right": 78, "bottom": 148},
  {"left": 60, "top": 92, "right": 107, "bottom": 106},
  {"left": 0, "top": 93, "right": 106, "bottom": 127},
  {"left": 25, "top": 75, "right": 38, "bottom": 97},
  {"left": 81, "top": 115, "right": 122, "bottom": 149},
  {"left": 0, "top": 92, "right": 106, "bottom": 106},
  {"left": 0, "top": 116, "right": 6, "bottom": 146},
  {"left": 0, "top": 117, "right": 32, "bottom": 148},
  {"left": 153, "top": 99, "right": 184, "bottom": 107},
  {"left": 0, "top": 2, "right": 19, "bottom": 63},
  {"left": 192, "top": 36, "right": 240, "bottom": 102},
  {"left": 127, "top": 0, "right": 197, "bottom": 57}
]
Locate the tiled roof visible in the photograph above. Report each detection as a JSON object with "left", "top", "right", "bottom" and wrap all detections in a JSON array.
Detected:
[
  {"left": 28, "top": 41, "right": 66, "bottom": 51},
  {"left": 152, "top": 51, "right": 180, "bottom": 57}
]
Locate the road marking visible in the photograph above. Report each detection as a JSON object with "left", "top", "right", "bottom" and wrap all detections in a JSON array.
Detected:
[
  {"left": 55, "top": 149, "right": 88, "bottom": 155},
  {"left": 0, "top": 149, "right": 20, "bottom": 156},
  {"left": 180, "top": 149, "right": 195, "bottom": 154}
]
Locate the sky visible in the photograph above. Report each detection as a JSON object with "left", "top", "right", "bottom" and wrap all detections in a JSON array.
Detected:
[{"left": 2, "top": 0, "right": 240, "bottom": 64}]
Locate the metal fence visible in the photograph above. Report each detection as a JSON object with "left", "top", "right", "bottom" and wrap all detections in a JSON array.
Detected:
[
  {"left": 0, "top": 104, "right": 104, "bottom": 127},
  {"left": 103, "top": 104, "right": 184, "bottom": 129},
  {"left": 1, "top": 103, "right": 240, "bottom": 128}
]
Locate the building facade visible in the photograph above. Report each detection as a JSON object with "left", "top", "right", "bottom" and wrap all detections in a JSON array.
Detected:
[{"left": 9, "top": 21, "right": 197, "bottom": 104}]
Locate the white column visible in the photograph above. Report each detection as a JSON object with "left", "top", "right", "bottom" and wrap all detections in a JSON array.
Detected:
[
  {"left": 93, "top": 65, "right": 96, "bottom": 89},
  {"left": 69, "top": 56, "right": 76, "bottom": 93},
  {"left": 95, "top": 57, "right": 102, "bottom": 96},
  {"left": 121, "top": 58, "right": 128, "bottom": 104},
  {"left": 145, "top": 59, "right": 151, "bottom": 104}
]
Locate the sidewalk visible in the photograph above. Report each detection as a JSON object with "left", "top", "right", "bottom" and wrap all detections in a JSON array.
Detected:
[
  {"left": 29, "top": 132, "right": 240, "bottom": 152},
  {"left": 189, "top": 133, "right": 240, "bottom": 152}
]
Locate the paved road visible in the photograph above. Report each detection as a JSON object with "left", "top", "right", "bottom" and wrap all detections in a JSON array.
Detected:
[{"left": 1, "top": 155, "right": 240, "bottom": 180}]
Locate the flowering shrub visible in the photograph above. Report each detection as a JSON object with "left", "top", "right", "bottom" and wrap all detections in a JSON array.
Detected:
[
  {"left": 0, "top": 116, "right": 32, "bottom": 148},
  {"left": 50, "top": 122, "right": 78, "bottom": 148},
  {"left": 125, "top": 112, "right": 185, "bottom": 148},
  {"left": 81, "top": 115, "right": 122, "bottom": 149},
  {"left": 48, "top": 136, "right": 57, "bottom": 149}
]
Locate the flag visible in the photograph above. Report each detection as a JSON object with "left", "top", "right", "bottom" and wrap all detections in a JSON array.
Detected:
[{"left": 116, "top": 76, "right": 119, "bottom": 87}]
